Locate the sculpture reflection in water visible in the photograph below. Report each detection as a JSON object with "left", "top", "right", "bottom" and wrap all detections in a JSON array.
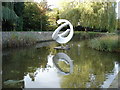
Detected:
[
  {"left": 23, "top": 52, "right": 73, "bottom": 88},
  {"left": 52, "top": 53, "right": 73, "bottom": 75}
]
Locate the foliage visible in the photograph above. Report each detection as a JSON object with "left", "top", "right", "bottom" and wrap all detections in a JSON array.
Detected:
[
  {"left": 2, "top": 1, "right": 118, "bottom": 32},
  {"left": 2, "top": 32, "right": 37, "bottom": 48},
  {"left": 88, "top": 34, "right": 120, "bottom": 52},
  {"left": 74, "top": 31, "right": 104, "bottom": 40},
  {"left": 60, "top": 8, "right": 80, "bottom": 26},
  {"left": 23, "top": 2, "right": 49, "bottom": 31},
  {"left": 14, "top": 2, "right": 24, "bottom": 17},
  {"left": 2, "top": 4, "right": 19, "bottom": 31},
  {"left": 2, "top": 2, "right": 23, "bottom": 31},
  {"left": 2, "top": 6, "right": 18, "bottom": 21},
  {"left": 2, "top": 2, "right": 49, "bottom": 31},
  {"left": 14, "top": 2, "right": 25, "bottom": 31},
  {"left": 117, "top": 19, "right": 120, "bottom": 30},
  {"left": 59, "top": 0, "right": 117, "bottom": 32},
  {"left": 46, "top": 8, "right": 60, "bottom": 30}
]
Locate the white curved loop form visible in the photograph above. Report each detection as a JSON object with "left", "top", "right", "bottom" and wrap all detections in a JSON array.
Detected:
[{"left": 52, "top": 19, "right": 74, "bottom": 44}]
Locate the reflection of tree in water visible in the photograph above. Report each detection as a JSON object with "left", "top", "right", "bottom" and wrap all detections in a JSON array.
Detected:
[
  {"left": 2, "top": 40, "right": 120, "bottom": 88},
  {"left": 24, "top": 42, "right": 60, "bottom": 82},
  {"left": 48, "top": 42, "right": 57, "bottom": 55},
  {"left": 57, "top": 61, "right": 70, "bottom": 73},
  {"left": 60, "top": 41, "right": 119, "bottom": 88},
  {"left": 2, "top": 46, "right": 49, "bottom": 88}
]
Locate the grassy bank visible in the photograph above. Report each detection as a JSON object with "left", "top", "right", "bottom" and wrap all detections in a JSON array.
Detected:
[
  {"left": 2, "top": 32, "right": 53, "bottom": 48},
  {"left": 74, "top": 31, "right": 108, "bottom": 40},
  {"left": 3, "top": 33, "right": 37, "bottom": 48},
  {"left": 88, "top": 34, "right": 120, "bottom": 52}
]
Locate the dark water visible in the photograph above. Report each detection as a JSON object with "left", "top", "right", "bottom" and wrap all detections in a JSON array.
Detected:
[{"left": 2, "top": 37, "right": 120, "bottom": 88}]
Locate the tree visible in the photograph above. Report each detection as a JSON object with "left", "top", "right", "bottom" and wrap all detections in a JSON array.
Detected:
[
  {"left": 117, "top": 19, "right": 120, "bottom": 30},
  {"left": 23, "top": 2, "right": 49, "bottom": 31},
  {"left": 2, "top": 2, "right": 19, "bottom": 31},
  {"left": 46, "top": 8, "right": 60, "bottom": 30},
  {"left": 60, "top": 8, "right": 80, "bottom": 26},
  {"left": 58, "top": 0, "right": 117, "bottom": 32},
  {"left": 14, "top": 2, "right": 25, "bottom": 31}
]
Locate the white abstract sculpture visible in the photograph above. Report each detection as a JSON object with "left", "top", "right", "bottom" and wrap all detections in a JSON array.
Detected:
[{"left": 52, "top": 19, "right": 74, "bottom": 44}]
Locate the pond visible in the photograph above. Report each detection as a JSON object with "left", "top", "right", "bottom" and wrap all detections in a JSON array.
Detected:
[{"left": 2, "top": 36, "right": 120, "bottom": 88}]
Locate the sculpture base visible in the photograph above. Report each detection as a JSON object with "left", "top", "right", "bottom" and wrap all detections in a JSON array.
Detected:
[{"left": 54, "top": 45, "right": 70, "bottom": 50}]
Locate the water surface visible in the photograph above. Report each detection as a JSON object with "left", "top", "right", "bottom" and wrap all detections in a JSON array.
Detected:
[{"left": 2, "top": 37, "right": 120, "bottom": 88}]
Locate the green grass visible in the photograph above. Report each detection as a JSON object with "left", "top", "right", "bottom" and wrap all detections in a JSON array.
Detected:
[
  {"left": 3, "top": 33, "right": 37, "bottom": 48},
  {"left": 74, "top": 31, "right": 108, "bottom": 40},
  {"left": 88, "top": 34, "right": 120, "bottom": 52}
]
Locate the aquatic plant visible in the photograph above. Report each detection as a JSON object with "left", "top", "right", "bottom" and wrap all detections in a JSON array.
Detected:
[
  {"left": 74, "top": 31, "right": 105, "bottom": 40},
  {"left": 3, "top": 33, "right": 37, "bottom": 48},
  {"left": 88, "top": 34, "right": 120, "bottom": 52}
]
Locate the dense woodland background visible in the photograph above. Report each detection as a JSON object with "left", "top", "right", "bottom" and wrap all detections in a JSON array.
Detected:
[{"left": 2, "top": 0, "right": 120, "bottom": 32}]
